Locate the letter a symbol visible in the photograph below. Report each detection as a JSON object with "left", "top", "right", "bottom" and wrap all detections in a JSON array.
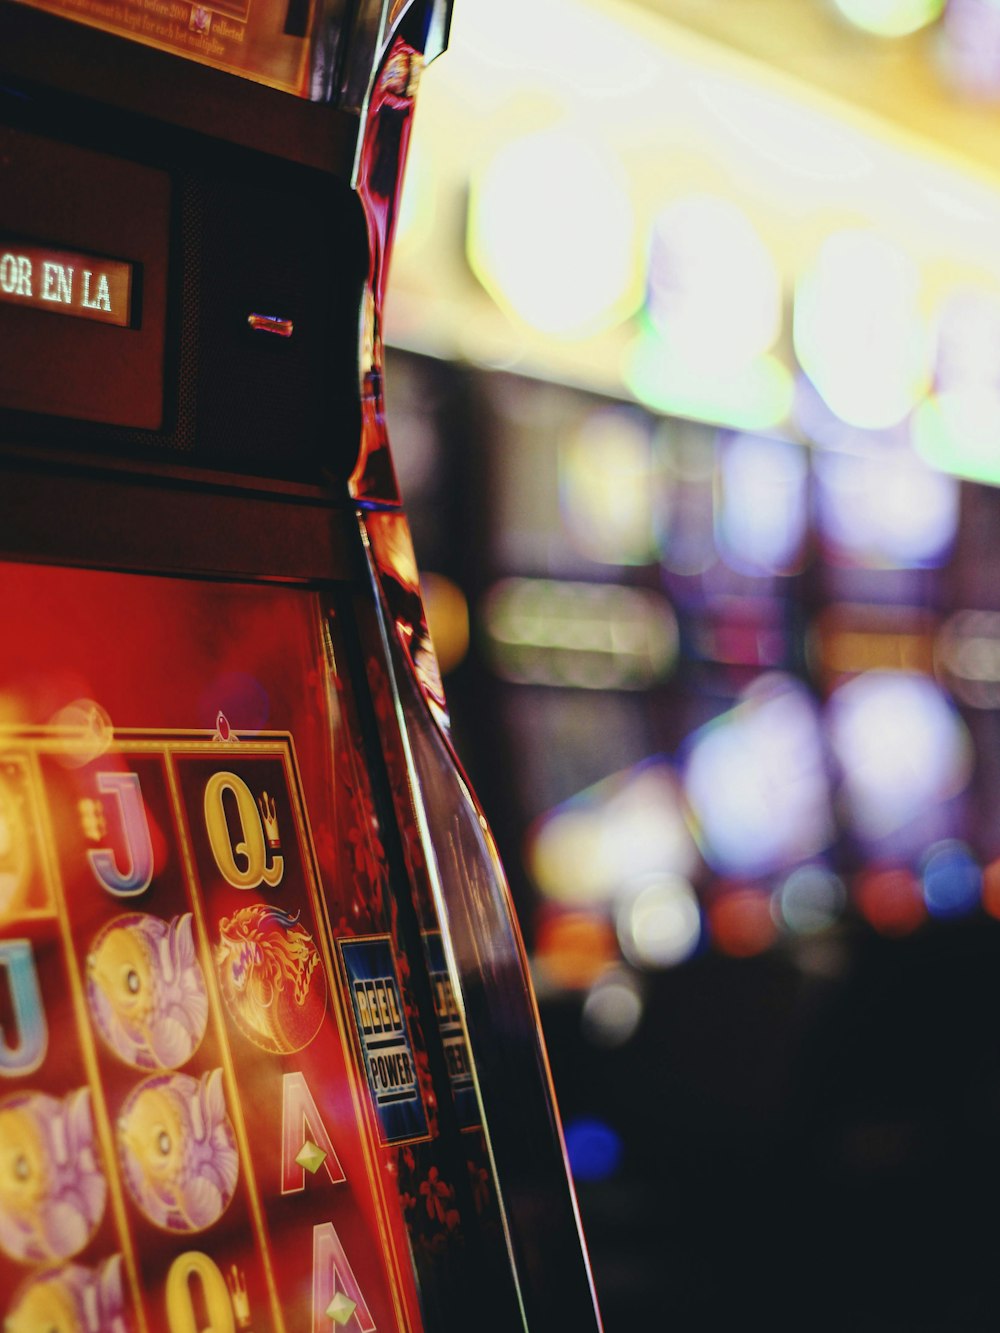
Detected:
[
  {"left": 312, "top": 1222, "right": 375, "bottom": 1333},
  {"left": 0, "top": 940, "right": 47, "bottom": 1076},
  {"left": 282, "top": 1072, "right": 347, "bottom": 1194},
  {"left": 87, "top": 772, "right": 154, "bottom": 897}
]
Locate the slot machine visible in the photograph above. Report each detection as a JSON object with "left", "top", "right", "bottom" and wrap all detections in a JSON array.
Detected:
[{"left": 0, "top": 3, "right": 602, "bottom": 1330}]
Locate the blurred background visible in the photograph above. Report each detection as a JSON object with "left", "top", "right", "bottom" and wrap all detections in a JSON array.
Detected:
[{"left": 384, "top": 2, "right": 1000, "bottom": 1327}]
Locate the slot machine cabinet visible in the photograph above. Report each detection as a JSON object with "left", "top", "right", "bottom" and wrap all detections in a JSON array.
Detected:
[{"left": 0, "top": 4, "right": 603, "bottom": 1331}]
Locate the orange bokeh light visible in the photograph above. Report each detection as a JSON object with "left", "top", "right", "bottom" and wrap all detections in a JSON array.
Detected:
[{"left": 534, "top": 909, "right": 618, "bottom": 990}]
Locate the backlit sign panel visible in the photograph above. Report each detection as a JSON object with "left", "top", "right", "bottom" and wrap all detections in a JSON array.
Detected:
[{"left": 0, "top": 241, "right": 134, "bottom": 328}]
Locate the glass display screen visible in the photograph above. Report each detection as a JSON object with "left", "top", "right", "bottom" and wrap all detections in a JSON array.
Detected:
[{"left": 0, "top": 561, "right": 466, "bottom": 1333}]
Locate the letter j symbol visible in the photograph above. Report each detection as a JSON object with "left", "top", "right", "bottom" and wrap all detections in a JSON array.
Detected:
[{"left": 87, "top": 772, "right": 154, "bottom": 897}]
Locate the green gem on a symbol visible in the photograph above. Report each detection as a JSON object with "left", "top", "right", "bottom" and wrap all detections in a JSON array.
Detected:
[
  {"left": 295, "top": 1139, "right": 328, "bottom": 1174},
  {"left": 326, "top": 1292, "right": 358, "bottom": 1326}
]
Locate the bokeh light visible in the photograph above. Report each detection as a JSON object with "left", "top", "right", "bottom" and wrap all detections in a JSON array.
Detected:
[
  {"left": 683, "top": 676, "right": 833, "bottom": 878},
  {"left": 916, "top": 286, "right": 1000, "bottom": 483},
  {"left": 813, "top": 442, "right": 960, "bottom": 568},
  {"left": 482, "top": 578, "right": 678, "bottom": 690},
  {"left": 715, "top": 432, "right": 809, "bottom": 576},
  {"left": 533, "top": 909, "right": 619, "bottom": 991},
  {"left": 563, "top": 1117, "right": 624, "bottom": 1184},
  {"left": 826, "top": 672, "right": 972, "bottom": 849},
  {"left": 616, "top": 875, "right": 702, "bottom": 970},
  {"left": 656, "top": 421, "right": 717, "bottom": 578},
  {"left": 943, "top": 0, "right": 1000, "bottom": 97},
  {"left": 921, "top": 841, "right": 982, "bottom": 918},
  {"left": 529, "top": 761, "right": 697, "bottom": 907},
  {"left": 467, "top": 129, "right": 641, "bottom": 337},
  {"left": 938, "top": 610, "right": 1000, "bottom": 709},
  {"left": 834, "top": 0, "right": 945, "bottom": 37},
  {"left": 708, "top": 887, "right": 778, "bottom": 958},
  {"left": 646, "top": 195, "right": 781, "bottom": 376},
  {"left": 582, "top": 968, "right": 645, "bottom": 1048},
  {"left": 912, "top": 387, "right": 1000, "bottom": 487},
  {"left": 854, "top": 866, "right": 927, "bottom": 935},
  {"left": 981, "top": 857, "right": 1000, "bottom": 918},
  {"left": 559, "top": 409, "right": 657, "bottom": 566},
  {"left": 421, "top": 572, "right": 470, "bottom": 675},
  {"left": 794, "top": 230, "right": 931, "bottom": 429},
  {"left": 813, "top": 604, "right": 936, "bottom": 683},
  {"left": 624, "top": 326, "right": 793, "bottom": 433},
  {"left": 775, "top": 864, "right": 847, "bottom": 935},
  {"left": 934, "top": 287, "right": 1000, "bottom": 393}
]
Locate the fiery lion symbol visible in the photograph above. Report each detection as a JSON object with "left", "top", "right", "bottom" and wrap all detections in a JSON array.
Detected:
[{"left": 215, "top": 904, "right": 326, "bottom": 1054}]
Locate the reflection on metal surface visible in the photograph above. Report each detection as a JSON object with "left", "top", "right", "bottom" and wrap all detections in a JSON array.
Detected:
[
  {"left": 363, "top": 510, "right": 449, "bottom": 726},
  {"left": 351, "top": 36, "right": 422, "bottom": 505},
  {"left": 363, "top": 548, "right": 603, "bottom": 1332},
  {"left": 247, "top": 312, "right": 294, "bottom": 337}
]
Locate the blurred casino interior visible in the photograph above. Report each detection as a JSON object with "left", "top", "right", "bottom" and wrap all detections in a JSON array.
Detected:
[{"left": 385, "top": 1, "right": 1000, "bottom": 1327}]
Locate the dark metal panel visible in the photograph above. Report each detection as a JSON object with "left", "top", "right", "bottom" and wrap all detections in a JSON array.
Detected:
[{"left": 0, "top": 461, "right": 363, "bottom": 582}]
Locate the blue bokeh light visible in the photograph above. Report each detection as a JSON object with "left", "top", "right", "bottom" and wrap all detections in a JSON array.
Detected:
[
  {"left": 922, "top": 841, "right": 982, "bottom": 919},
  {"left": 564, "top": 1117, "right": 624, "bottom": 1183}
]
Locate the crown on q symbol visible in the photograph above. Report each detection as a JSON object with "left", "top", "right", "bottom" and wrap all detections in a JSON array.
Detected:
[
  {"left": 227, "top": 1265, "right": 251, "bottom": 1328},
  {"left": 258, "top": 791, "right": 280, "bottom": 848}
]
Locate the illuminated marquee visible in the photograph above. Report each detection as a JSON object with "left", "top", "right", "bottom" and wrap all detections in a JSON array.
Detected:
[{"left": 0, "top": 241, "right": 134, "bottom": 327}]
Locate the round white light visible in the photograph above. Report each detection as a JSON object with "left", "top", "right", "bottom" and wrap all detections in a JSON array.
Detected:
[
  {"left": 467, "top": 130, "right": 641, "bottom": 337},
  {"left": 647, "top": 194, "right": 781, "bottom": 375},
  {"left": 616, "top": 875, "right": 702, "bottom": 969},
  {"left": 794, "top": 230, "right": 932, "bottom": 429}
]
